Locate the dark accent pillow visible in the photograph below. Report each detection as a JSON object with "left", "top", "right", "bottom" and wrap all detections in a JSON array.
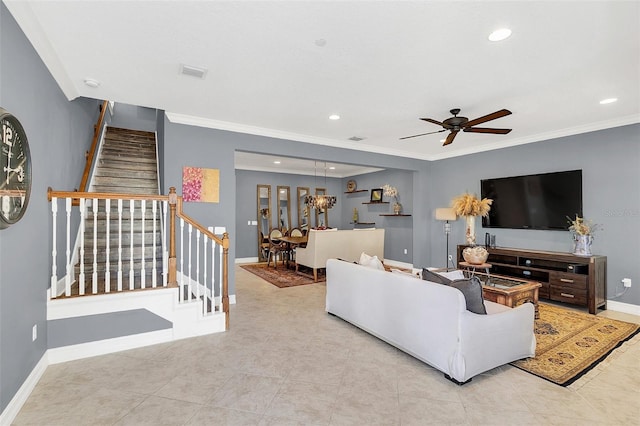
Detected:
[
  {"left": 422, "top": 269, "right": 487, "bottom": 315},
  {"left": 449, "top": 277, "right": 487, "bottom": 315},
  {"left": 422, "top": 268, "right": 452, "bottom": 285}
]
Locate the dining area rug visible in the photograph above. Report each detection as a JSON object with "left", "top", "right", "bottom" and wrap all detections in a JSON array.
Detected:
[
  {"left": 240, "top": 263, "right": 325, "bottom": 288},
  {"left": 511, "top": 303, "right": 639, "bottom": 386}
]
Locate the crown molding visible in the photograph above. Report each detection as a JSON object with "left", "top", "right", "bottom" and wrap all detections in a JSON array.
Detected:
[{"left": 165, "top": 112, "right": 430, "bottom": 161}]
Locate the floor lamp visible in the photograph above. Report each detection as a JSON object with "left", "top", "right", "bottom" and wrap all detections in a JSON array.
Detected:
[{"left": 435, "top": 208, "right": 457, "bottom": 270}]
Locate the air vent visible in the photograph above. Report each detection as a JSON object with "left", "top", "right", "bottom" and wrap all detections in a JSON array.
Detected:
[
  {"left": 180, "top": 64, "right": 208, "bottom": 79},
  {"left": 348, "top": 136, "right": 365, "bottom": 141}
]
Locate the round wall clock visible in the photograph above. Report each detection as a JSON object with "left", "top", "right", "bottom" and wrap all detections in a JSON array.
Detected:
[
  {"left": 346, "top": 179, "right": 357, "bottom": 192},
  {"left": 0, "top": 108, "right": 32, "bottom": 229}
]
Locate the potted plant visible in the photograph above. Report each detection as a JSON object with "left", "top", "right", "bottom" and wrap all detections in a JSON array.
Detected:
[
  {"left": 451, "top": 192, "right": 492, "bottom": 246},
  {"left": 568, "top": 215, "right": 599, "bottom": 256},
  {"left": 383, "top": 184, "right": 402, "bottom": 214}
]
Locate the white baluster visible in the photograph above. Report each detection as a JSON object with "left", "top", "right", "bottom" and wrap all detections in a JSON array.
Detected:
[
  {"left": 180, "top": 218, "right": 184, "bottom": 302},
  {"left": 140, "top": 199, "right": 146, "bottom": 289},
  {"left": 78, "top": 198, "right": 86, "bottom": 295},
  {"left": 219, "top": 240, "right": 223, "bottom": 313},
  {"left": 51, "top": 197, "right": 58, "bottom": 298},
  {"left": 65, "top": 198, "right": 72, "bottom": 297},
  {"left": 188, "top": 223, "right": 193, "bottom": 301},
  {"left": 117, "top": 199, "right": 123, "bottom": 292},
  {"left": 129, "top": 199, "right": 135, "bottom": 290},
  {"left": 152, "top": 200, "right": 157, "bottom": 288},
  {"left": 105, "top": 199, "right": 111, "bottom": 293},
  {"left": 196, "top": 229, "right": 201, "bottom": 302},
  {"left": 203, "top": 235, "right": 207, "bottom": 315},
  {"left": 211, "top": 238, "right": 216, "bottom": 312},
  {"left": 92, "top": 198, "right": 98, "bottom": 294},
  {"left": 162, "top": 200, "right": 168, "bottom": 287}
]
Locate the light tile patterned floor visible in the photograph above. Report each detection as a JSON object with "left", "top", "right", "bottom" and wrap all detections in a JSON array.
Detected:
[{"left": 13, "top": 266, "right": 640, "bottom": 425}]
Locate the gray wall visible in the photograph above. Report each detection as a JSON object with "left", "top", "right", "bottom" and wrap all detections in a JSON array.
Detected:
[
  {"left": 428, "top": 124, "right": 640, "bottom": 306},
  {"left": 0, "top": 4, "right": 100, "bottom": 412},
  {"left": 109, "top": 103, "right": 158, "bottom": 133},
  {"left": 162, "top": 118, "right": 429, "bottom": 296}
]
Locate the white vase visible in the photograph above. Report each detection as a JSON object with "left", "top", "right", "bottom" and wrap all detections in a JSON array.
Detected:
[
  {"left": 465, "top": 216, "right": 476, "bottom": 245},
  {"left": 573, "top": 234, "right": 593, "bottom": 256}
]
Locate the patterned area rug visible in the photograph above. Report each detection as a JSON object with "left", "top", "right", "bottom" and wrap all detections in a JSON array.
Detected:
[
  {"left": 511, "top": 303, "right": 640, "bottom": 386},
  {"left": 240, "top": 263, "right": 325, "bottom": 288}
]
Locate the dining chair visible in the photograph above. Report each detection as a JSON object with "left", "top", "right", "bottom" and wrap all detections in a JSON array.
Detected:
[{"left": 267, "top": 228, "right": 287, "bottom": 269}]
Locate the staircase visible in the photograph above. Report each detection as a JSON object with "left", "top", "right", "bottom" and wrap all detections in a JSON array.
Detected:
[{"left": 67, "top": 127, "right": 164, "bottom": 296}]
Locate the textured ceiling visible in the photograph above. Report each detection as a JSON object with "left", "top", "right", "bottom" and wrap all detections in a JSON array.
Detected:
[{"left": 5, "top": 1, "right": 639, "bottom": 164}]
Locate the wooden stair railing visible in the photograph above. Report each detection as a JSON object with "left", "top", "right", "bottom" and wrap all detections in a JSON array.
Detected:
[
  {"left": 74, "top": 100, "right": 109, "bottom": 206},
  {"left": 47, "top": 186, "right": 230, "bottom": 329}
]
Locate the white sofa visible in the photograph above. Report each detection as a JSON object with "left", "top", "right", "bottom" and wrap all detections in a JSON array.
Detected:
[
  {"left": 295, "top": 228, "right": 384, "bottom": 281},
  {"left": 325, "top": 259, "right": 536, "bottom": 384}
]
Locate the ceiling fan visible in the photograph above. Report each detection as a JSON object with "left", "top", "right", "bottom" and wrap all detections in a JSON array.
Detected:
[{"left": 400, "top": 108, "right": 512, "bottom": 146}]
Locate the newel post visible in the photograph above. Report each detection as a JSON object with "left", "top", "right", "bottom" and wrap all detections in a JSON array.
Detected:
[
  {"left": 222, "top": 232, "right": 230, "bottom": 330},
  {"left": 168, "top": 187, "right": 178, "bottom": 285}
]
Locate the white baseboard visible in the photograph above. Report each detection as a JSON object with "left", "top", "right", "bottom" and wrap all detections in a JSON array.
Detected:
[
  {"left": 0, "top": 353, "right": 48, "bottom": 426},
  {"left": 236, "top": 257, "right": 259, "bottom": 264},
  {"left": 606, "top": 300, "right": 640, "bottom": 316}
]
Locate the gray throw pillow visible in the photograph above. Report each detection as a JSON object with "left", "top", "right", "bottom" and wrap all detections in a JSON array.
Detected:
[
  {"left": 449, "top": 277, "right": 487, "bottom": 315},
  {"left": 422, "top": 268, "right": 452, "bottom": 285},
  {"left": 422, "top": 269, "right": 487, "bottom": 315}
]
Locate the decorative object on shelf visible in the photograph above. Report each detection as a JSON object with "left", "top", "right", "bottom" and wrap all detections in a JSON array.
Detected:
[
  {"left": 304, "top": 161, "right": 337, "bottom": 210},
  {"left": 370, "top": 188, "right": 383, "bottom": 203},
  {"left": 352, "top": 208, "right": 359, "bottom": 223},
  {"left": 462, "top": 245, "right": 489, "bottom": 265},
  {"left": 567, "top": 215, "right": 599, "bottom": 256},
  {"left": 0, "top": 108, "right": 32, "bottom": 229},
  {"left": 435, "top": 207, "right": 457, "bottom": 270},
  {"left": 383, "top": 184, "right": 402, "bottom": 214},
  {"left": 451, "top": 192, "right": 492, "bottom": 245},
  {"left": 346, "top": 179, "right": 357, "bottom": 192}
]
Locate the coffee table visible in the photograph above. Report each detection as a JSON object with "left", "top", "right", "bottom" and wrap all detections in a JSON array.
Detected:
[{"left": 476, "top": 274, "right": 542, "bottom": 319}]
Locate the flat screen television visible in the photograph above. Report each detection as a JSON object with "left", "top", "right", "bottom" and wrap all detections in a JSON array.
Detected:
[{"left": 481, "top": 170, "right": 583, "bottom": 230}]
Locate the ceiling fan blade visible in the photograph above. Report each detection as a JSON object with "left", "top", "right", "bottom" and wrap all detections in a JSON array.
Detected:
[
  {"left": 463, "top": 109, "right": 512, "bottom": 128},
  {"left": 463, "top": 127, "right": 512, "bottom": 134},
  {"left": 420, "top": 118, "right": 444, "bottom": 127},
  {"left": 443, "top": 130, "right": 459, "bottom": 146},
  {"left": 399, "top": 129, "right": 446, "bottom": 140}
]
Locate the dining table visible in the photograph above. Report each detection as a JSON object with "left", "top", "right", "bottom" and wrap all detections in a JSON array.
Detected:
[{"left": 278, "top": 235, "right": 308, "bottom": 268}]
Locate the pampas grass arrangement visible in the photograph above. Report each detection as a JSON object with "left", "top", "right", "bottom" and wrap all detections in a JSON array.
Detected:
[{"left": 451, "top": 192, "right": 493, "bottom": 217}]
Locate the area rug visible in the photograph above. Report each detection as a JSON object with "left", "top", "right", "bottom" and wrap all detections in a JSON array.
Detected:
[
  {"left": 240, "top": 263, "right": 325, "bottom": 288},
  {"left": 511, "top": 303, "right": 640, "bottom": 386}
]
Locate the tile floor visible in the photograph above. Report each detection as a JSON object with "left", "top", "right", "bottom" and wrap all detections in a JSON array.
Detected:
[{"left": 13, "top": 265, "right": 640, "bottom": 425}]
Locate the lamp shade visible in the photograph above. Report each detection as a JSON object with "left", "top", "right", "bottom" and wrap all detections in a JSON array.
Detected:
[{"left": 435, "top": 208, "right": 457, "bottom": 221}]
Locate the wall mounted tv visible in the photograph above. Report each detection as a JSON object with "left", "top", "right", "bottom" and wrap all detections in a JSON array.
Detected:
[{"left": 481, "top": 170, "right": 583, "bottom": 230}]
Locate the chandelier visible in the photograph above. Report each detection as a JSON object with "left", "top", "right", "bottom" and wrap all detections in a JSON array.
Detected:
[{"left": 304, "top": 161, "right": 337, "bottom": 210}]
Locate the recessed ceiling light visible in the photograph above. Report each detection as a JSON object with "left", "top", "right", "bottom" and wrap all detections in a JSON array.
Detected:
[
  {"left": 329, "top": 114, "right": 340, "bottom": 120},
  {"left": 84, "top": 78, "right": 101, "bottom": 88},
  {"left": 273, "top": 160, "right": 281, "bottom": 164},
  {"left": 488, "top": 28, "right": 512, "bottom": 42},
  {"left": 439, "top": 138, "right": 446, "bottom": 143},
  {"left": 599, "top": 98, "right": 618, "bottom": 105},
  {"left": 329, "top": 166, "right": 336, "bottom": 170}
]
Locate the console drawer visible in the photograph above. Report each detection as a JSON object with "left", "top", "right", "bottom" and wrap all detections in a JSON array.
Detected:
[
  {"left": 551, "top": 286, "right": 587, "bottom": 305},
  {"left": 549, "top": 271, "right": 587, "bottom": 289}
]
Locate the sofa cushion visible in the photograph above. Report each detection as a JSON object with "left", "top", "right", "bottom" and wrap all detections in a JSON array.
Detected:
[{"left": 422, "top": 269, "right": 487, "bottom": 315}]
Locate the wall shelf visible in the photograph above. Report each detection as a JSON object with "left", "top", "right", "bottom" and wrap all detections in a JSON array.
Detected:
[
  {"left": 344, "top": 189, "right": 368, "bottom": 194},
  {"left": 380, "top": 214, "right": 411, "bottom": 217},
  {"left": 350, "top": 221, "right": 375, "bottom": 225},
  {"left": 363, "top": 201, "right": 389, "bottom": 205}
]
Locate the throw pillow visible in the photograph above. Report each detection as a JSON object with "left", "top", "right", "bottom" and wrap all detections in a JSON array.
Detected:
[
  {"left": 422, "top": 269, "right": 487, "bottom": 315},
  {"left": 422, "top": 268, "right": 452, "bottom": 285},
  {"left": 449, "top": 277, "right": 487, "bottom": 315},
  {"left": 367, "top": 255, "right": 386, "bottom": 271},
  {"left": 359, "top": 252, "right": 373, "bottom": 265}
]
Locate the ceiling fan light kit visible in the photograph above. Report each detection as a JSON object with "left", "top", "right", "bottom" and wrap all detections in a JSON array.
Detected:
[{"left": 401, "top": 108, "right": 512, "bottom": 146}]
